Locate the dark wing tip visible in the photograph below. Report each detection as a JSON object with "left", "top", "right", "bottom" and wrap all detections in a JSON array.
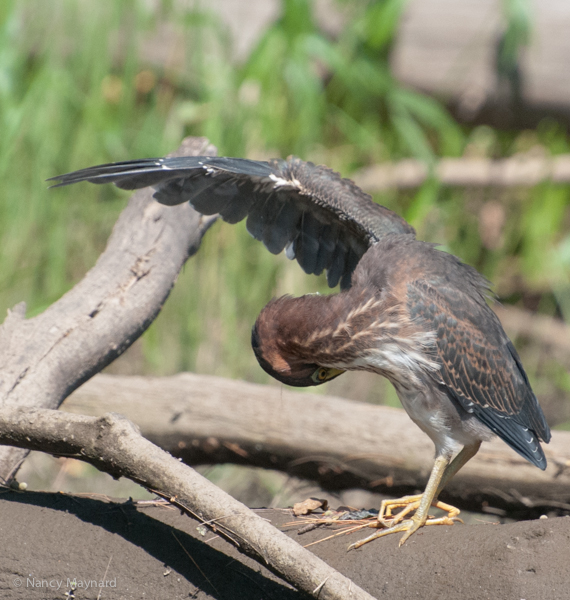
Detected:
[
  {"left": 474, "top": 407, "right": 548, "bottom": 469},
  {"left": 47, "top": 158, "right": 187, "bottom": 190}
]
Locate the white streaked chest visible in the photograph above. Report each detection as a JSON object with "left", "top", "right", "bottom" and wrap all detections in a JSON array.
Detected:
[{"left": 333, "top": 331, "right": 440, "bottom": 388}]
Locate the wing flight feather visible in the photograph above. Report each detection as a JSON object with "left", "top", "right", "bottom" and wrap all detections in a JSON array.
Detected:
[{"left": 50, "top": 156, "right": 414, "bottom": 289}]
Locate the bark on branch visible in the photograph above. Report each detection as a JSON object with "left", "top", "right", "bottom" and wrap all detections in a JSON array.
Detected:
[
  {"left": 0, "top": 407, "right": 375, "bottom": 600},
  {"left": 63, "top": 372, "right": 570, "bottom": 516},
  {"left": 0, "top": 137, "right": 218, "bottom": 481}
]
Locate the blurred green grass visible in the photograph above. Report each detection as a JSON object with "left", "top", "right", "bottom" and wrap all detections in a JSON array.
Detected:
[{"left": 0, "top": 0, "right": 569, "bottom": 423}]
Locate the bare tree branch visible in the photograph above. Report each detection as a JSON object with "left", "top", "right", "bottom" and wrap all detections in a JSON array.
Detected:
[
  {"left": 63, "top": 372, "right": 570, "bottom": 515},
  {"left": 0, "top": 407, "right": 376, "bottom": 600},
  {"left": 353, "top": 153, "right": 570, "bottom": 191},
  {"left": 0, "top": 137, "right": 218, "bottom": 482}
]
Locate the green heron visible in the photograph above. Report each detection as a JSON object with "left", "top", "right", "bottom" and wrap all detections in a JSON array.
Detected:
[{"left": 51, "top": 155, "right": 551, "bottom": 547}]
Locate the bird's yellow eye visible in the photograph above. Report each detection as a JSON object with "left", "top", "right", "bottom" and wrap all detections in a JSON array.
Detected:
[{"left": 312, "top": 367, "right": 329, "bottom": 383}]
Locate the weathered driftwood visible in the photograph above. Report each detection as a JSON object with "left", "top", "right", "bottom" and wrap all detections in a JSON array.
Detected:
[
  {"left": 0, "top": 138, "right": 217, "bottom": 482},
  {"left": 64, "top": 372, "right": 570, "bottom": 516},
  {"left": 0, "top": 137, "right": 376, "bottom": 598},
  {"left": 0, "top": 407, "right": 375, "bottom": 600}
]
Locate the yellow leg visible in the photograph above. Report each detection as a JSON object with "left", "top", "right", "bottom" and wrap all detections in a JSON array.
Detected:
[
  {"left": 349, "top": 442, "right": 481, "bottom": 549},
  {"left": 435, "top": 442, "right": 481, "bottom": 496}
]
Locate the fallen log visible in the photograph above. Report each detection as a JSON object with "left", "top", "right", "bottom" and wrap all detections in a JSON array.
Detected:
[{"left": 63, "top": 372, "right": 570, "bottom": 516}]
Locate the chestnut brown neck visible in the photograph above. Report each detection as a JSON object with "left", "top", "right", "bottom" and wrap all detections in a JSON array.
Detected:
[{"left": 253, "top": 287, "right": 389, "bottom": 372}]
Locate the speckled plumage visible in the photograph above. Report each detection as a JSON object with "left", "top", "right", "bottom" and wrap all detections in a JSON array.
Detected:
[
  {"left": 52, "top": 153, "right": 551, "bottom": 543},
  {"left": 253, "top": 236, "right": 550, "bottom": 468}
]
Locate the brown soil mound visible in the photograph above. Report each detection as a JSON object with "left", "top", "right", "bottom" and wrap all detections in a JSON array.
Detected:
[{"left": 1, "top": 491, "right": 568, "bottom": 599}]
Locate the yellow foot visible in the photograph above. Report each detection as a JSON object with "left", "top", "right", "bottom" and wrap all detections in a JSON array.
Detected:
[
  {"left": 377, "top": 494, "right": 423, "bottom": 526},
  {"left": 377, "top": 495, "right": 461, "bottom": 527},
  {"left": 348, "top": 497, "right": 463, "bottom": 550}
]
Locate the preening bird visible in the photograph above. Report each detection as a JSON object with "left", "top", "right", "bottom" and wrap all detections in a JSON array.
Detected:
[{"left": 50, "top": 153, "right": 551, "bottom": 547}]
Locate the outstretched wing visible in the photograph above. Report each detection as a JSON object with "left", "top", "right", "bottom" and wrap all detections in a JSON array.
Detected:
[
  {"left": 49, "top": 156, "right": 415, "bottom": 289},
  {"left": 407, "top": 279, "right": 551, "bottom": 469}
]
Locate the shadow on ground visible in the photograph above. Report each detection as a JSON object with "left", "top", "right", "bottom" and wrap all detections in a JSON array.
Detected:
[{"left": 0, "top": 490, "right": 569, "bottom": 599}]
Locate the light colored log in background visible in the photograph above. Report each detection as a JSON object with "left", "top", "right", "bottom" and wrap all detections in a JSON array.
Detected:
[{"left": 62, "top": 372, "right": 570, "bottom": 513}]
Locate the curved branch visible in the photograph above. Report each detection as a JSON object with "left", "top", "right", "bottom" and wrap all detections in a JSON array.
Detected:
[
  {"left": 0, "top": 407, "right": 375, "bottom": 600},
  {"left": 0, "top": 137, "right": 218, "bottom": 481}
]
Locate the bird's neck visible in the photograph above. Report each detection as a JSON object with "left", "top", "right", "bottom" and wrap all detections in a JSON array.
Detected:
[{"left": 268, "top": 289, "right": 387, "bottom": 368}]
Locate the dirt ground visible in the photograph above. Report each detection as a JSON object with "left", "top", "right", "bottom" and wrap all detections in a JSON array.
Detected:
[{"left": 1, "top": 490, "right": 569, "bottom": 600}]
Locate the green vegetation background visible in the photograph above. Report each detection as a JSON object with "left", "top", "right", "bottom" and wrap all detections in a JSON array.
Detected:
[{"left": 1, "top": 0, "right": 568, "bottom": 426}]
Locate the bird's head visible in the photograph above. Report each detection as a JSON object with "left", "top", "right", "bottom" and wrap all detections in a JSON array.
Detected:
[{"left": 251, "top": 295, "right": 345, "bottom": 387}]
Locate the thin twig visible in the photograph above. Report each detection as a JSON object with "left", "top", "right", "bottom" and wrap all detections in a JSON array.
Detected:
[{"left": 171, "top": 531, "right": 222, "bottom": 598}]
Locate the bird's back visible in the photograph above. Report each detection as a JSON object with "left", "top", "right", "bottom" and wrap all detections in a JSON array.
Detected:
[{"left": 354, "top": 237, "right": 551, "bottom": 468}]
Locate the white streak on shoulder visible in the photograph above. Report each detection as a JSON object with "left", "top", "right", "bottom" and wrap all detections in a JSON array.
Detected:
[{"left": 269, "top": 173, "right": 299, "bottom": 189}]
